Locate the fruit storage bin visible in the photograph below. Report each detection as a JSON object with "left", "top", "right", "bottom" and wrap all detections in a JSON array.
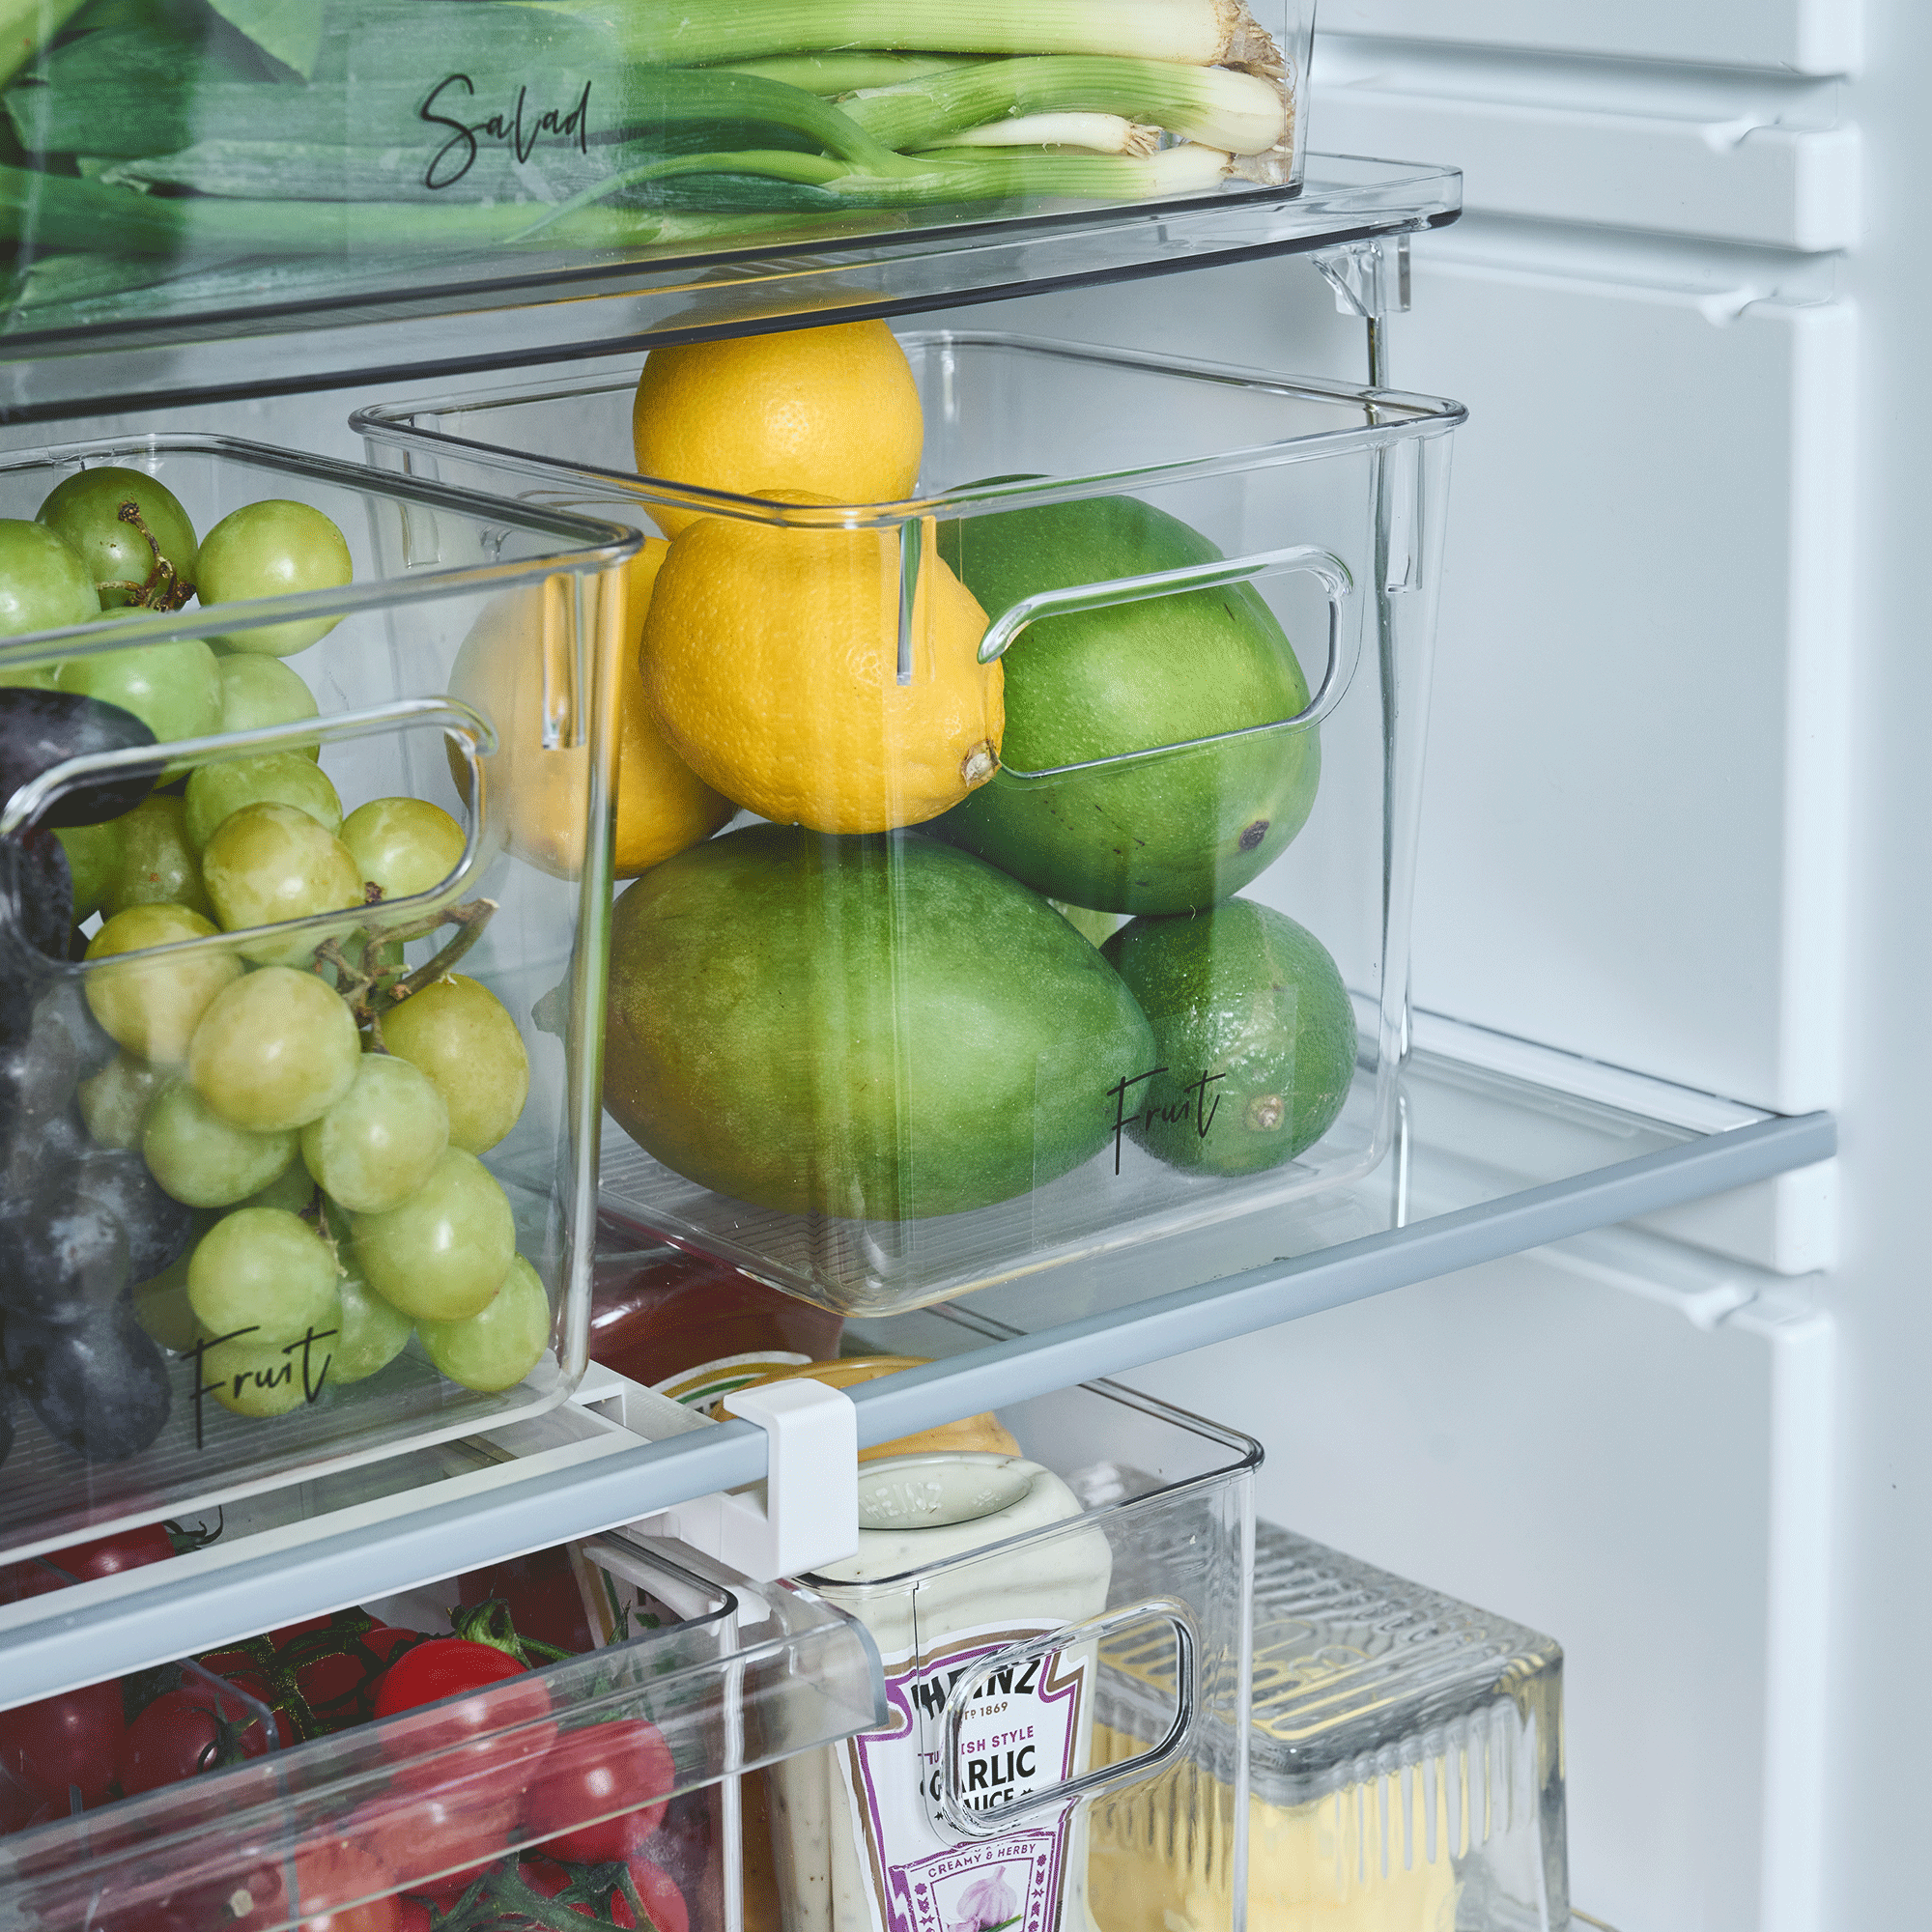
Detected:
[
  {"left": 1088, "top": 1519, "right": 1569, "bottom": 1932},
  {"left": 750, "top": 1375, "right": 1259, "bottom": 1932},
  {"left": 0, "top": 1520, "right": 883, "bottom": 1932},
  {"left": 355, "top": 335, "right": 1464, "bottom": 1317},
  {"left": 0, "top": 433, "right": 639, "bottom": 1562}
]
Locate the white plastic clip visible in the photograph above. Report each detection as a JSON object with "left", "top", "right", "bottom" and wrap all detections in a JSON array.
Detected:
[{"left": 636, "top": 1379, "right": 859, "bottom": 1582}]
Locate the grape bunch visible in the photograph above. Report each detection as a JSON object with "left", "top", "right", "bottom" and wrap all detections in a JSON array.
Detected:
[{"left": 0, "top": 463, "right": 553, "bottom": 1469}]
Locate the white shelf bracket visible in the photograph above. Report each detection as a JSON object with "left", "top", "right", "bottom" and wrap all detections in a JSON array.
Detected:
[
  {"left": 633, "top": 1378, "right": 859, "bottom": 1582},
  {"left": 1311, "top": 233, "right": 1412, "bottom": 387}
]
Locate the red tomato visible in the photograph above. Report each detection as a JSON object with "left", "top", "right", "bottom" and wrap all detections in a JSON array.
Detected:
[
  {"left": 285, "top": 1842, "right": 403, "bottom": 1932},
  {"left": 371, "top": 1639, "right": 554, "bottom": 1805},
  {"left": 396, "top": 1902, "right": 433, "bottom": 1932},
  {"left": 520, "top": 1854, "right": 689, "bottom": 1932},
  {"left": 0, "top": 1681, "right": 125, "bottom": 1802},
  {"left": 0, "top": 1524, "right": 176, "bottom": 1603},
  {"left": 352, "top": 1791, "right": 516, "bottom": 1910},
  {"left": 521, "top": 1718, "right": 675, "bottom": 1863},
  {"left": 457, "top": 1550, "right": 593, "bottom": 1656},
  {"left": 117, "top": 1683, "right": 274, "bottom": 1794},
  {"left": 0, "top": 1772, "right": 54, "bottom": 1835}
]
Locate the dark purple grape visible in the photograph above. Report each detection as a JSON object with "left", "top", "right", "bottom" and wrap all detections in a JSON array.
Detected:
[
  {"left": 31, "top": 979, "right": 116, "bottom": 1078},
  {"left": 0, "top": 1198, "right": 128, "bottom": 1325},
  {"left": 4, "top": 1298, "right": 170, "bottom": 1463},
  {"left": 0, "top": 688, "right": 159, "bottom": 829},
  {"left": 0, "top": 1372, "right": 13, "bottom": 1469},
  {"left": 0, "top": 1014, "right": 76, "bottom": 1139},
  {"left": 0, "top": 827, "right": 71, "bottom": 964},
  {"left": 0, "top": 1097, "right": 85, "bottom": 1200},
  {"left": 72, "top": 1146, "right": 193, "bottom": 1284}
]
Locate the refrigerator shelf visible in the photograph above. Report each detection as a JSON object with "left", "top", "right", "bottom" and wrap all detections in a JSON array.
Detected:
[
  {"left": 0, "top": 156, "right": 1461, "bottom": 423},
  {"left": 0, "top": 1027, "right": 1831, "bottom": 1711}
]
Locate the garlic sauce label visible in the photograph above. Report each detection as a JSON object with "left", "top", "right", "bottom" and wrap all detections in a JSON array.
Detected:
[{"left": 839, "top": 1624, "right": 1090, "bottom": 1932}]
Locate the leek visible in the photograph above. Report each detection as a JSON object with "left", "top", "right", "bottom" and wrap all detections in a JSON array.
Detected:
[
  {"left": 533, "top": 0, "right": 1284, "bottom": 71},
  {"left": 842, "top": 55, "right": 1288, "bottom": 156},
  {"left": 929, "top": 115, "right": 1158, "bottom": 156}
]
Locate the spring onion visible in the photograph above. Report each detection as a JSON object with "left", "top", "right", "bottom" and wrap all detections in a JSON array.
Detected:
[
  {"left": 928, "top": 115, "right": 1158, "bottom": 156},
  {"left": 707, "top": 52, "right": 985, "bottom": 94},
  {"left": 0, "top": 0, "right": 88, "bottom": 91},
  {"left": 841, "top": 55, "right": 1287, "bottom": 156},
  {"left": 536, "top": 0, "right": 1283, "bottom": 71}
]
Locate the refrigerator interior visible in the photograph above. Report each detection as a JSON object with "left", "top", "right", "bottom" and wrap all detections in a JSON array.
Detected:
[{"left": 4, "top": 0, "right": 1919, "bottom": 1923}]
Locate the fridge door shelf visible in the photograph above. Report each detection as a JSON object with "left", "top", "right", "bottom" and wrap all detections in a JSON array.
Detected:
[
  {"left": 0, "top": 1027, "right": 1832, "bottom": 1713},
  {"left": 0, "top": 156, "right": 1462, "bottom": 423}
]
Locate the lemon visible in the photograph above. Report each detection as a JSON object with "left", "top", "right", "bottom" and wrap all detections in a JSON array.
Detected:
[
  {"left": 641, "top": 513, "right": 1002, "bottom": 834},
  {"left": 449, "top": 540, "right": 732, "bottom": 879},
  {"left": 631, "top": 320, "right": 923, "bottom": 534}
]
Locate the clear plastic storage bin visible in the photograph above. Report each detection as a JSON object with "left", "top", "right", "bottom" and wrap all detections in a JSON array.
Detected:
[
  {"left": 753, "top": 1377, "right": 1259, "bottom": 1932},
  {"left": 0, "top": 2, "right": 1316, "bottom": 352},
  {"left": 0, "top": 1520, "right": 882, "bottom": 1932},
  {"left": 0, "top": 434, "right": 638, "bottom": 1561},
  {"left": 358, "top": 335, "right": 1463, "bottom": 1319},
  {"left": 1088, "top": 1519, "right": 1569, "bottom": 1932}
]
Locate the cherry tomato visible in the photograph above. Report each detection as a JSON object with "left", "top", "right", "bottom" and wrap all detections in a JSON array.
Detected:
[
  {"left": 371, "top": 1638, "right": 554, "bottom": 1805},
  {"left": 520, "top": 1854, "right": 689, "bottom": 1932},
  {"left": 0, "top": 1680, "right": 125, "bottom": 1802},
  {"left": 352, "top": 1791, "right": 516, "bottom": 1910},
  {"left": 520, "top": 1718, "right": 675, "bottom": 1864},
  {"left": 0, "top": 1523, "right": 175, "bottom": 1603},
  {"left": 457, "top": 1549, "right": 593, "bottom": 1656},
  {"left": 0, "top": 1770, "right": 54, "bottom": 1835},
  {"left": 285, "top": 1841, "right": 403, "bottom": 1932},
  {"left": 396, "top": 1902, "right": 433, "bottom": 1932},
  {"left": 117, "top": 1683, "right": 273, "bottom": 1794},
  {"left": 267, "top": 1613, "right": 336, "bottom": 1647}
]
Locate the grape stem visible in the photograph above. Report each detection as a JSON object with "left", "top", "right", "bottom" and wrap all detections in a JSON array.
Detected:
[
  {"left": 313, "top": 897, "right": 497, "bottom": 1042},
  {"left": 96, "top": 499, "right": 197, "bottom": 611}
]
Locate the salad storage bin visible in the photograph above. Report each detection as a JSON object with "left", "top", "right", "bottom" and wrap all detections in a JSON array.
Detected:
[
  {"left": 0, "top": 0, "right": 1316, "bottom": 344},
  {"left": 1089, "top": 1520, "right": 1569, "bottom": 1932},
  {"left": 0, "top": 433, "right": 639, "bottom": 1563},
  {"left": 0, "top": 1520, "right": 883, "bottom": 1932},
  {"left": 750, "top": 1376, "right": 1259, "bottom": 1932},
  {"left": 357, "top": 334, "right": 1464, "bottom": 1319}
]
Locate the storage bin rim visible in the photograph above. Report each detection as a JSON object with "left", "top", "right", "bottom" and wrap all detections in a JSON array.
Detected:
[
  {"left": 796, "top": 1376, "right": 1261, "bottom": 1594},
  {"left": 350, "top": 330, "right": 1468, "bottom": 535},
  {"left": 0, "top": 429, "right": 640, "bottom": 672}
]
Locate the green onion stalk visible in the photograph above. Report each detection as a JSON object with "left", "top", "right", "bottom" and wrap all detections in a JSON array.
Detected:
[{"left": 840, "top": 54, "right": 1288, "bottom": 156}]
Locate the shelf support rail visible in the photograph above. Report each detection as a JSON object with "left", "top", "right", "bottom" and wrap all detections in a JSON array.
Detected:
[{"left": 1311, "top": 233, "right": 1412, "bottom": 387}]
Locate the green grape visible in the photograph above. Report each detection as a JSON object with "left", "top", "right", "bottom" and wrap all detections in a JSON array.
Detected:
[
  {"left": 84, "top": 904, "right": 242, "bottom": 1063},
  {"left": 417, "top": 1253, "right": 550, "bottom": 1393},
  {"left": 352, "top": 1147, "right": 515, "bottom": 1321},
  {"left": 381, "top": 974, "right": 529, "bottom": 1154},
  {"left": 200, "top": 801, "right": 364, "bottom": 966},
  {"left": 57, "top": 818, "right": 124, "bottom": 922},
  {"left": 105, "top": 795, "right": 212, "bottom": 919},
  {"left": 196, "top": 1295, "right": 342, "bottom": 1417},
  {"left": 340, "top": 798, "right": 467, "bottom": 907},
  {"left": 57, "top": 637, "right": 221, "bottom": 747},
  {"left": 240, "top": 1161, "right": 317, "bottom": 1215},
  {"left": 331, "top": 1262, "right": 414, "bottom": 1384},
  {"left": 185, "top": 753, "right": 342, "bottom": 852},
  {"left": 143, "top": 1079, "right": 298, "bottom": 1208},
  {"left": 37, "top": 466, "right": 198, "bottom": 610},
  {"left": 215, "top": 654, "right": 321, "bottom": 759},
  {"left": 0, "top": 663, "right": 59, "bottom": 690},
  {"left": 198, "top": 500, "right": 352, "bottom": 657},
  {"left": 131, "top": 1243, "right": 199, "bottom": 1353},
  {"left": 298, "top": 1052, "right": 448, "bottom": 1213},
  {"left": 185, "top": 1206, "right": 338, "bottom": 1341},
  {"left": 186, "top": 965, "right": 360, "bottom": 1132},
  {"left": 77, "top": 1049, "right": 169, "bottom": 1149},
  {"left": 0, "top": 519, "right": 98, "bottom": 636}
]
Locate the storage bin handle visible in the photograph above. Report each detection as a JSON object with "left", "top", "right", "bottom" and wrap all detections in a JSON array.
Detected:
[
  {"left": 0, "top": 697, "right": 497, "bottom": 839},
  {"left": 975, "top": 546, "right": 1356, "bottom": 783},
  {"left": 933, "top": 1596, "right": 1198, "bottom": 1840}
]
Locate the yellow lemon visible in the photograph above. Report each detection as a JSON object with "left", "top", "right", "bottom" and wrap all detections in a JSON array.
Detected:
[
  {"left": 450, "top": 542, "right": 732, "bottom": 879},
  {"left": 631, "top": 320, "right": 923, "bottom": 535},
  {"left": 641, "top": 512, "right": 1003, "bottom": 834}
]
